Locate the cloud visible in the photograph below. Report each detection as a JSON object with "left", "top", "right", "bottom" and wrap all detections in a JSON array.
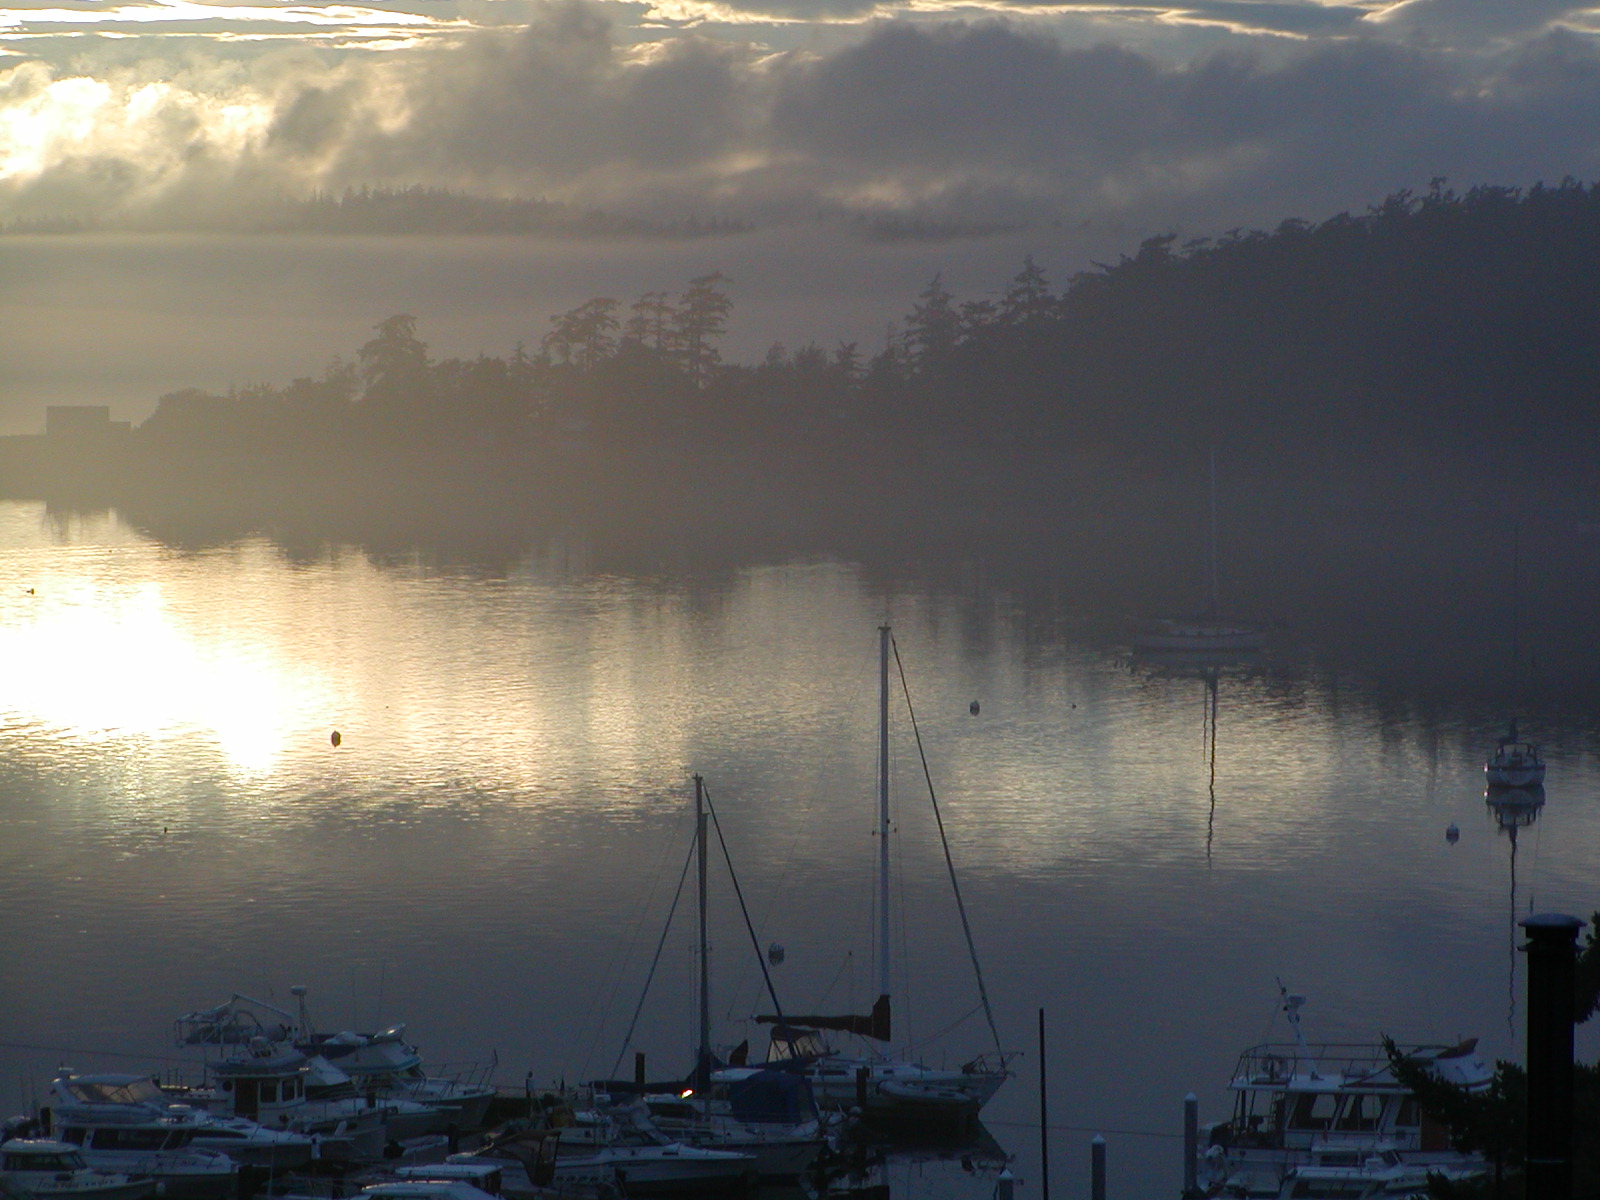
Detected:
[
  {"left": 1365, "top": 0, "right": 1587, "bottom": 43},
  {"left": 4, "top": 0, "right": 1600, "bottom": 237}
]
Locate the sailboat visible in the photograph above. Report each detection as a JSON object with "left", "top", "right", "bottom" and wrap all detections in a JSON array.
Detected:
[
  {"left": 1485, "top": 720, "right": 1545, "bottom": 790},
  {"left": 726, "top": 625, "right": 1014, "bottom": 1131},
  {"left": 582, "top": 775, "right": 831, "bottom": 1185},
  {"left": 1485, "top": 524, "right": 1545, "bottom": 790},
  {"left": 1133, "top": 449, "right": 1264, "bottom": 655}
]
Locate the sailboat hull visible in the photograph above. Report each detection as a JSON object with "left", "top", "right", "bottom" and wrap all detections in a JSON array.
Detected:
[
  {"left": 1132, "top": 623, "right": 1264, "bottom": 653},
  {"left": 803, "top": 1059, "right": 1006, "bottom": 1129}
]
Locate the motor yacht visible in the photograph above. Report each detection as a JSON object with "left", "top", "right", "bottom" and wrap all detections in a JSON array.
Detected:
[
  {"left": 49, "top": 1071, "right": 315, "bottom": 1171},
  {"left": 0, "top": 1140, "right": 156, "bottom": 1200},
  {"left": 1196, "top": 993, "right": 1491, "bottom": 1197},
  {"left": 162, "top": 1044, "right": 388, "bottom": 1162},
  {"left": 1271, "top": 1145, "right": 1486, "bottom": 1198}
]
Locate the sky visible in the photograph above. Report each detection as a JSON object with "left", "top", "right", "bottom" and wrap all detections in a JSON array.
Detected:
[
  {"left": 5, "top": 0, "right": 1600, "bottom": 233},
  {"left": 5, "top": 0, "right": 1600, "bottom": 434}
]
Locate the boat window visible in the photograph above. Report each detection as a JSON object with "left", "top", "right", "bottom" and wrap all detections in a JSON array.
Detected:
[
  {"left": 58, "top": 1128, "right": 87, "bottom": 1145},
  {"left": 75, "top": 1079, "right": 166, "bottom": 1106},
  {"left": 1334, "top": 1093, "right": 1382, "bottom": 1131},
  {"left": 1287, "top": 1093, "right": 1339, "bottom": 1130},
  {"left": 1395, "top": 1098, "right": 1420, "bottom": 1128},
  {"left": 1289, "top": 1181, "right": 1370, "bottom": 1198},
  {"left": 93, "top": 1127, "right": 171, "bottom": 1150},
  {"left": 260, "top": 1082, "right": 278, "bottom": 1103},
  {"left": 284, "top": 1079, "right": 299, "bottom": 1101},
  {"left": 5, "top": 1152, "right": 81, "bottom": 1172}
]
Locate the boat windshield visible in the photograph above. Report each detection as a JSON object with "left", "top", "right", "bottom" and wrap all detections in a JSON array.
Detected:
[
  {"left": 4, "top": 1150, "right": 85, "bottom": 1172},
  {"left": 64, "top": 1078, "right": 166, "bottom": 1106}
]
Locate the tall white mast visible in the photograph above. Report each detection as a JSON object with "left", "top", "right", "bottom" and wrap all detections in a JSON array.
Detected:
[{"left": 878, "top": 624, "right": 891, "bottom": 1000}]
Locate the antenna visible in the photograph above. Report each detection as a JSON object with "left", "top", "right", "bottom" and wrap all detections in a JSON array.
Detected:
[{"left": 1277, "top": 978, "right": 1320, "bottom": 1080}]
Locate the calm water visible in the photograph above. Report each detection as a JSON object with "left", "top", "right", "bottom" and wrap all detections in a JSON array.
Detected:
[{"left": 1, "top": 500, "right": 1597, "bottom": 1200}]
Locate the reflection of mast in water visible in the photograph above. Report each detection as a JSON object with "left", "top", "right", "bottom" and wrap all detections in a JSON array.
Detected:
[
  {"left": 1204, "top": 667, "right": 1219, "bottom": 864},
  {"left": 1131, "top": 646, "right": 1256, "bottom": 863},
  {"left": 1487, "top": 786, "right": 1545, "bottom": 1037}
]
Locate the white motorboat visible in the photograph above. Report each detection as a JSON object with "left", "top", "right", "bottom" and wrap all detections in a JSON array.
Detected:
[
  {"left": 173, "top": 996, "right": 446, "bottom": 1155},
  {"left": 285, "top": 987, "right": 497, "bottom": 1133},
  {"left": 741, "top": 626, "right": 1014, "bottom": 1129},
  {"left": 1271, "top": 1145, "right": 1486, "bottom": 1198},
  {"left": 0, "top": 1140, "right": 155, "bottom": 1200},
  {"left": 278, "top": 1163, "right": 598, "bottom": 1200},
  {"left": 164, "top": 1034, "right": 387, "bottom": 1161},
  {"left": 1196, "top": 990, "right": 1491, "bottom": 1197},
  {"left": 297, "top": 1051, "right": 443, "bottom": 1141},
  {"left": 639, "top": 1077, "right": 830, "bottom": 1183},
  {"left": 453, "top": 1123, "right": 754, "bottom": 1199},
  {"left": 40, "top": 1077, "right": 238, "bottom": 1200},
  {"left": 49, "top": 1071, "right": 316, "bottom": 1171}
]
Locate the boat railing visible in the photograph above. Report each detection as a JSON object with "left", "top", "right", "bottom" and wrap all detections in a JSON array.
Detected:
[
  {"left": 959, "top": 1052, "right": 1017, "bottom": 1077},
  {"left": 1229, "top": 1043, "right": 1446, "bottom": 1089},
  {"left": 420, "top": 1058, "right": 499, "bottom": 1091}
]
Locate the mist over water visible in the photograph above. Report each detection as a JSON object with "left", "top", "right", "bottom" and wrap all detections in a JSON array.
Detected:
[
  {"left": 0, "top": 227, "right": 1124, "bottom": 436},
  {"left": 1, "top": 501, "right": 1598, "bottom": 1199}
]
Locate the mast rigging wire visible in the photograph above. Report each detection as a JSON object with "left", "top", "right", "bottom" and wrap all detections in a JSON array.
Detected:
[
  {"left": 889, "top": 633, "right": 1005, "bottom": 1059},
  {"left": 608, "top": 833, "right": 697, "bottom": 1079},
  {"left": 702, "top": 783, "right": 789, "bottom": 1035}
]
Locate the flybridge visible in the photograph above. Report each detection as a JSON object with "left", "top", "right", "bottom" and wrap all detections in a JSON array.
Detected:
[{"left": 1228, "top": 1039, "right": 1492, "bottom": 1094}]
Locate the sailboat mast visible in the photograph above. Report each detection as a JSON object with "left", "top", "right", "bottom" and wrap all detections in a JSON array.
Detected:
[
  {"left": 695, "top": 773, "right": 711, "bottom": 1075},
  {"left": 1208, "top": 446, "right": 1220, "bottom": 613},
  {"left": 878, "top": 624, "right": 891, "bottom": 1001}
]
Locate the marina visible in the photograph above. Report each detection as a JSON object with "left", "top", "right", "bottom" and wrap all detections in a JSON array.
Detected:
[{"left": 1, "top": 503, "right": 1599, "bottom": 1198}]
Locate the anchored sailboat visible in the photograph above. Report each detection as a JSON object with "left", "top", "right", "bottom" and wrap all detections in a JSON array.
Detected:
[
  {"left": 1485, "top": 524, "right": 1546, "bottom": 790},
  {"left": 734, "top": 625, "right": 1014, "bottom": 1130},
  {"left": 1134, "top": 449, "right": 1264, "bottom": 655}
]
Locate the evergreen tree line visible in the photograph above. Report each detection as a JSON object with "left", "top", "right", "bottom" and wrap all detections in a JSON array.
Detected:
[{"left": 102, "top": 178, "right": 1600, "bottom": 484}]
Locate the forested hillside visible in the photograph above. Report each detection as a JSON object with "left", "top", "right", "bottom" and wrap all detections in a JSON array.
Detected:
[{"left": 9, "top": 180, "right": 1600, "bottom": 659}]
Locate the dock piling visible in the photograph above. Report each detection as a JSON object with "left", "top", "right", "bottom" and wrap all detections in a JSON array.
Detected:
[{"left": 1183, "top": 1093, "right": 1198, "bottom": 1197}]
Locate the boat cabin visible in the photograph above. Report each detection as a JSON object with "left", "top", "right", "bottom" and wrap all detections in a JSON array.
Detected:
[
  {"left": 1, "top": 1141, "right": 92, "bottom": 1173},
  {"left": 54, "top": 1126, "right": 199, "bottom": 1154},
  {"left": 204, "top": 1050, "right": 310, "bottom": 1122},
  {"left": 1215, "top": 1041, "right": 1487, "bottom": 1153}
]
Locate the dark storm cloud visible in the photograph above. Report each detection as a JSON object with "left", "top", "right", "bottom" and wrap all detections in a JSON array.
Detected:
[{"left": 740, "top": 20, "right": 1600, "bottom": 225}]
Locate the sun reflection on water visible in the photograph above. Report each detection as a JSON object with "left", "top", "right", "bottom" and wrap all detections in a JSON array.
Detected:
[{"left": 0, "top": 545, "right": 333, "bottom": 774}]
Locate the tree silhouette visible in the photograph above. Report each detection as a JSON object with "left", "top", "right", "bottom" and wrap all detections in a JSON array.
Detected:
[
  {"left": 904, "top": 274, "right": 960, "bottom": 370},
  {"left": 545, "top": 298, "right": 620, "bottom": 372},
  {"left": 675, "top": 273, "right": 733, "bottom": 388},
  {"left": 358, "top": 314, "right": 431, "bottom": 408}
]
